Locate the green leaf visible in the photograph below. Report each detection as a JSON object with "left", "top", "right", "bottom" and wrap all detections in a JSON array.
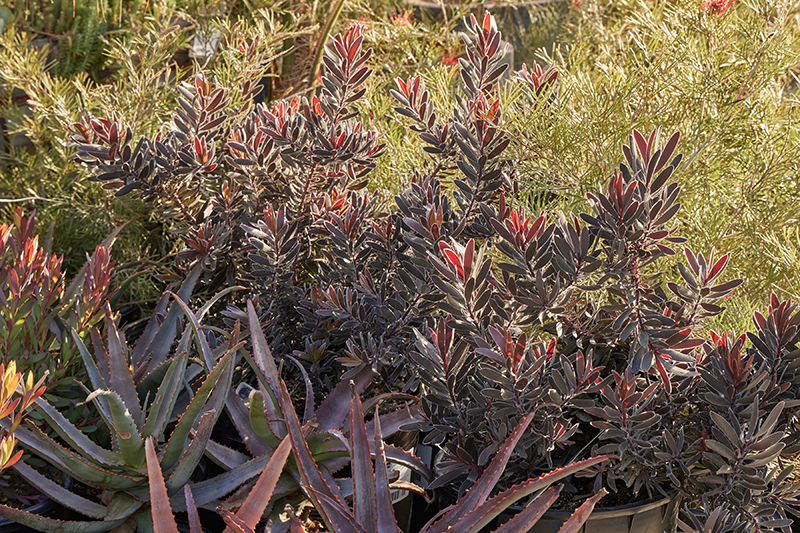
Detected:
[
  {"left": 166, "top": 291, "right": 215, "bottom": 371},
  {"left": 13, "top": 461, "right": 107, "bottom": 519},
  {"left": 162, "top": 347, "right": 236, "bottom": 469},
  {"left": 248, "top": 391, "right": 282, "bottom": 448},
  {"left": 26, "top": 425, "right": 144, "bottom": 490},
  {"left": 165, "top": 411, "right": 216, "bottom": 493},
  {"left": 105, "top": 491, "right": 143, "bottom": 521},
  {"left": 85, "top": 390, "right": 145, "bottom": 469},
  {"left": 0, "top": 505, "right": 127, "bottom": 533},
  {"left": 105, "top": 315, "right": 144, "bottom": 427},
  {"left": 141, "top": 350, "right": 189, "bottom": 441},
  {"left": 33, "top": 398, "right": 124, "bottom": 467}
]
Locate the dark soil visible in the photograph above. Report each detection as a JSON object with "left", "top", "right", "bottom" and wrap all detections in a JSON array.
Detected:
[
  {"left": 0, "top": 464, "right": 64, "bottom": 509},
  {"left": 528, "top": 474, "right": 668, "bottom": 513}
]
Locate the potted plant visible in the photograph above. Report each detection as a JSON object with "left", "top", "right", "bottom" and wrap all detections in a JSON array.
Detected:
[
  {"left": 53, "top": 7, "right": 800, "bottom": 531},
  {"left": 384, "top": 15, "right": 800, "bottom": 532}
]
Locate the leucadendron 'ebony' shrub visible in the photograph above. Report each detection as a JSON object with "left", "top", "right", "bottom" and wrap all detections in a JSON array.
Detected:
[
  {"left": 65, "top": 10, "right": 800, "bottom": 531},
  {"left": 386, "top": 13, "right": 800, "bottom": 533}
]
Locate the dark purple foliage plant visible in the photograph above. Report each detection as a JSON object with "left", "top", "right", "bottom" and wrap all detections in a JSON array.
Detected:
[{"left": 63, "top": 9, "right": 800, "bottom": 532}]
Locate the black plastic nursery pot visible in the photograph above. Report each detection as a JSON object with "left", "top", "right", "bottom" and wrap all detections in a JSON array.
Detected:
[
  {"left": 386, "top": 431, "right": 420, "bottom": 533},
  {"left": 519, "top": 493, "right": 681, "bottom": 533},
  {"left": 0, "top": 473, "right": 73, "bottom": 533}
]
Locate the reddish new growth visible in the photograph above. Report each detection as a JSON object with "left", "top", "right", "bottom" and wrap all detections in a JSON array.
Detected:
[
  {"left": 701, "top": 0, "right": 735, "bottom": 15},
  {"left": 441, "top": 49, "right": 460, "bottom": 66},
  {"left": 390, "top": 8, "right": 414, "bottom": 26}
]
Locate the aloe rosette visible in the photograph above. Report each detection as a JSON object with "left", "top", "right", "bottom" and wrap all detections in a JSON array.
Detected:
[{"left": 0, "top": 270, "right": 275, "bottom": 532}]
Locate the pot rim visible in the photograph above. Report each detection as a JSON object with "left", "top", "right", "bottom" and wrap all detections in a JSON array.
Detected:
[{"left": 540, "top": 494, "right": 672, "bottom": 519}]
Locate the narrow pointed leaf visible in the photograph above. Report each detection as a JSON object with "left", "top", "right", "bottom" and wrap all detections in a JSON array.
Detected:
[
  {"left": 33, "top": 398, "right": 124, "bottom": 467},
  {"left": 249, "top": 391, "right": 282, "bottom": 448},
  {"left": 106, "top": 314, "right": 143, "bottom": 428},
  {"left": 166, "top": 291, "right": 215, "bottom": 371},
  {"left": 0, "top": 505, "right": 126, "bottom": 532},
  {"left": 13, "top": 461, "right": 107, "bottom": 519},
  {"left": 556, "top": 488, "right": 608, "bottom": 533},
  {"left": 163, "top": 347, "right": 237, "bottom": 469},
  {"left": 173, "top": 453, "right": 274, "bottom": 511},
  {"left": 166, "top": 411, "right": 217, "bottom": 493},
  {"left": 71, "top": 329, "right": 112, "bottom": 422},
  {"left": 316, "top": 365, "right": 376, "bottom": 431},
  {"left": 84, "top": 390, "right": 145, "bottom": 468},
  {"left": 350, "top": 389, "right": 377, "bottom": 529},
  {"left": 373, "top": 400, "right": 401, "bottom": 533},
  {"left": 146, "top": 437, "right": 180, "bottom": 533},
  {"left": 489, "top": 486, "right": 561, "bottom": 533},
  {"left": 184, "top": 486, "right": 203, "bottom": 533},
  {"left": 138, "top": 263, "right": 203, "bottom": 369},
  {"left": 441, "top": 413, "right": 534, "bottom": 527},
  {"left": 231, "top": 436, "right": 292, "bottom": 531},
  {"left": 142, "top": 351, "right": 189, "bottom": 441}
]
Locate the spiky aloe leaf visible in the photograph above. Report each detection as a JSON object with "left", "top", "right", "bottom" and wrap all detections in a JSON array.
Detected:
[
  {"left": 162, "top": 346, "right": 237, "bottom": 469},
  {"left": 488, "top": 486, "right": 561, "bottom": 533},
  {"left": 166, "top": 291, "right": 215, "bottom": 371},
  {"left": 365, "top": 401, "right": 424, "bottom": 441},
  {"left": 246, "top": 300, "right": 282, "bottom": 392},
  {"left": 436, "top": 413, "right": 535, "bottom": 529},
  {"left": 1, "top": 422, "right": 68, "bottom": 470},
  {"left": 84, "top": 390, "right": 145, "bottom": 469},
  {"left": 554, "top": 489, "right": 607, "bottom": 533},
  {"left": 349, "top": 388, "right": 377, "bottom": 529},
  {"left": 141, "top": 350, "right": 189, "bottom": 441},
  {"left": 13, "top": 461, "right": 107, "bottom": 519},
  {"left": 146, "top": 437, "right": 179, "bottom": 533},
  {"left": 315, "top": 365, "right": 376, "bottom": 431},
  {"left": 306, "top": 490, "right": 366, "bottom": 533},
  {"left": 130, "top": 291, "right": 170, "bottom": 369},
  {"left": 233, "top": 435, "right": 292, "bottom": 530},
  {"left": 0, "top": 505, "right": 127, "bottom": 533},
  {"left": 170, "top": 453, "right": 274, "bottom": 511},
  {"left": 165, "top": 411, "right": 216, "bottom": 493},
  {"left": 90, "top": 328, "right": 111, "bottom": 385},
  {"left": 203, "top": 436, "right": 249, "bottom": 469},
  {"left": 184, "top": 486, "right": 203, "bottom": 533},
  {"left": 424, "top": 456, "right": 609, "bottom": 533},
  {"left": 220, "top": 511, "right": 257, "bottom": 533},
  {"left": 372, "top": 397, "right": 401, "bottom": 533},
  {"left": 196, "top": 286, "right": 246, "bottom": 321},
  {"left": 105, "top": 313, "right": 143, "bottom": 428},
  {"left": 105, "top": 491, "right": 143, "bottom": 521},
  {"left": 133, "top": 263, "right": 202, "bottom": 369},
  {"left": 285, "top": 355, "right": 315, "bottom": 422},
  {"left": 71, "top": 329, "right": 112, "bottom": 424},
  {"left": 27, "top": 424, "right": 143, "bottom": 490},
  {"left": 227, "top": 390, "right": 272, "bottom": 456},
  {"left": 381, "top": 444, "right": 433, "bottom": 481},
  {"left": 244, "top": 300, "right": 284, "bottom": 437},
  {"left": 248, "top": 391, "right": 282, "bottom": 448},
  {"left": 33, "top": 398, "right": 124, "bottom": 467},
  {"left": 280, "top": 380, "right": 360, "bottom": 533}
]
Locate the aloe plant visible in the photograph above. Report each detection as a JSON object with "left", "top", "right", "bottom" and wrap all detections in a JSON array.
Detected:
[
  {"left": 0, "top": 283, "right": 282, "bottom": 532},
  {"left": 283, "top": 382, "right": 610, "bottom": 533},
  {"left": 145, "top": 366, "right": 609, "bottom": 533},
  {"left": 196, "top": 299, "right": 434, "bottom": 526}
]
